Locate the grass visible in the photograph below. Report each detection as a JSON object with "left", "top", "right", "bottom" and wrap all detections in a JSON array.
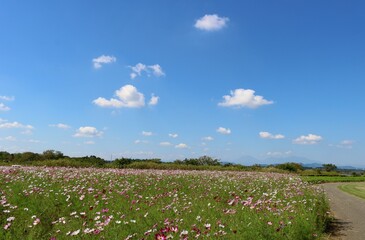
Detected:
[
  {"left": 1, "top": 166, "right": 330, "bottom": 239},
  {"left": 301, "top": 175, "right": 365, "bottom": 184},
  {"left": 338, "top": 182, "right": 365, "bottom": 200}
]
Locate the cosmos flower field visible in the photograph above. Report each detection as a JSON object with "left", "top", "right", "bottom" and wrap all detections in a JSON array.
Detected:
[{"left": 0, "top": 167, "right": 329, "bottom": 239}]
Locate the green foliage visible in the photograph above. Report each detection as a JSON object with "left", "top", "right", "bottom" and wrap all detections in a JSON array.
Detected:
[
  {"left": 322, "top": 163, "right": 337, "bottom": 172},
  {"left": 174, "top": 155, "right": 221, "bottom": 166},
  {"left": 42, "top": 150, "right": 64, "bottom": 160},
  {"left": 275, "top": 162, "right": 304, "bottom": 172}
]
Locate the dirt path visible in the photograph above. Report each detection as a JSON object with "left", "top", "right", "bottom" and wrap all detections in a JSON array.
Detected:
[{"left": 322, "top": 183, "right": 365, "bottom": 240}]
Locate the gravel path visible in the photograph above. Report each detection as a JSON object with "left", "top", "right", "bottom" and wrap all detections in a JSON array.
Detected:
[{"left": 322, "top": 183, "right": 365, "bottom": 240}]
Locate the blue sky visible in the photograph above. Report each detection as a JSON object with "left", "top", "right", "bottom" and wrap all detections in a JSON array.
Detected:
[{"left": 1, "top": 0, "right": 364, "bottom": 167}]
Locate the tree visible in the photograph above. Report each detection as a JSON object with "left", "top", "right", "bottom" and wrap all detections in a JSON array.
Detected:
[
  {"left": 42, "top": 150, "right": 64, "bottom": 160},
  {"left": 322, "top": 164, "right": 337, "bottom": 172}
]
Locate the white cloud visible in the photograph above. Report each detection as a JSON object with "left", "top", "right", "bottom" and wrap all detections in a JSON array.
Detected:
[
  {"left": 169, "top": 133, "right": 178, "bottom": 138},
  {"left": 0, "top": 96, "right": 15, "bottom": 101},
  {"left": 0, "top": 136, "right": 16, "bottom": 141},
  {"left": 330, "top": 140, "right": 354, "bottom": 149},
  {"left": 219, "top": 88, "right": 273, "bottom": 109},
  {"left": 202, "top": 136, "right": 214, "bottom": 141},
  {"left": 0, "top": 118, "right": 7, "bottom": 123},
  {"left": 129, "top": 63, "right": 165, "bottom": 79},
  {"left": 134, "top": 139, "right": 148, "bottom": 144},
  {"left": 130, "top": 63, "right": 147, "bottom": 79},
  {"left": 293, "top": 134, "right": 322, "bottom": 145},
  {"left": 73, "top": 126, "right": 103, "bottom": 138},
  {"left": 142, "top": 131, "right": 153, "bottom": 136},
  {"left": 266, "top": 151, "right": 292, "bottom": 157},
  {"left": 93, "top": 84, "right": 145, "bottom": 108},
  {"left": 0, "top": 103, "right": 10, "bottom": 111},
  {"left": 194, "top": 14, "right": 229, "bottom": 31},
  {"left": 49, "top": 123, "right": 71, "bottom": 129},
  {"left": 160, "top": 141, "right": 172, "bottom": 146},
  {"left": 92, "top": 55, "right": 116, "bottom": 69},
  {"left": 84, "top": 141, "right": 95, "bottom": 145},
  {"left": 148, "top": 64, "right": 165, "bottom": 77},
  {"left": 259, "top": 131, "right": 285, "bottom": 139},
  {"left": 217, "top": 127, "right": 231, "bottom": 135},
  {"left": 0, "top": 121, "right": 33, "bottom": 129},
  {"left": 175, "top": 143, "right": 189, "bottom": 149},
  {"left": 148, "top": 94, "right": 159, "bottom": 106}
]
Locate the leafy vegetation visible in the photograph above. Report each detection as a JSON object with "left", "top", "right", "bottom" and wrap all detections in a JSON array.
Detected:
[{"left": 0, "top": 166, "right": 330, "bottom": 239}]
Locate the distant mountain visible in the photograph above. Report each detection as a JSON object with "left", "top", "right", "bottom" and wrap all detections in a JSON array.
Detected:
[
  {"left": 302, "top": 163, "right": 323, "bottom": 168},
  {"left": 264, "top": 156, "right": 314, "bottom": 165}
]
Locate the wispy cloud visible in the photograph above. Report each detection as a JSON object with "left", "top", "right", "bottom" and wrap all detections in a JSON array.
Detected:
[
  {"left": 266, "top": 151, "right": 292, "bottom": 157},
  {"left": 0, "top": 121, "right": 33, "bottom": 129},
  {"left": 0, "top": 96, "right": 15, "bottom": 101},
  {"left": 194, "top": 14, "right": 229, "bottom": 31},
  {"left": 217, "top": 127, "right": 231, "bottom": 135},
  {"left": 134, "top": 139, "right": 148, "bottom": 144},
  {"left": 202, "top": 136, "right": 214, "bottom": 141},
  {"left": 49, "top": 123, "right": 71, "bottom": 129},
  {"left": 129, "top": 63, "right": 165, "bottom": 79},
  {"left": 329, "top": 140, "right": 354, "bottom": 149},
  {"left": 175, "top": 143, "right": 189, "bottom": 149},
  {"left": 259, "top": 131, "right": 285, "bottom": 139},
  {"left": 160, "top": 141, "right": 172, "bottom": 146},
  {"left": 0, "top": 103, "right": 10, "bottom": 111},
  {"left": 219, "top": 88, "right": 273, "bottom": 109},
  {"left": 142, "top": 131, "right": 153, "bottom": 136},
  {"left": 93, "top": 84, "right": 145, "bottom": 108},
  {"left": 73, "top": 126, "right": 103, "bottom": 138},
  {"left": 169, "top": 133, "right": 178, "bottom": 138},
  {"left": 92, "top": 55, "right": 116, "bottom": 69},
  {"left": 293, "top": 134, "right": 322, "bottom": 145},
  {"left": 148, "top": 94, "right": 159, "bottom": 106}
]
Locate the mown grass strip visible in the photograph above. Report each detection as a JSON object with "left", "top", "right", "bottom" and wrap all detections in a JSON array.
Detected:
[
  {"left": 301, "top": 176, "right": 365, "bottom": 184},
  {"left": 338, "top": 183, "right": 365, "bottom": 200}
]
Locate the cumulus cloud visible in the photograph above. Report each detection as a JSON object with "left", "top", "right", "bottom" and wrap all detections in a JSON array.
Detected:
[
  {"left": 129, "top": 63, "right": 165, "bottom": 79},
  {"left": 0, "top": 121, "right": 33, "bottom": 129},
  {"left": 202, "top": 136, "right": 214, "bottom": 141},
  {"left": 93, "top": 84, "right": 145, "bottom": 108},
  {"left": 217, "top": 127, "right": 231, "bottom": 135},
  {"left": 259, "top": 131, "right": 285, "bottom": 140},
  {"left": 219, "top": 88, "right": 273, "bottom": 109},
  {"left": 293, "top": 134, "right": 322, "bottom": 145},
  {"left": 142, "top": 131, "right": 153, "bottom": 136},
  {"left": 160, "top": 141, "right": 172, "bottom": 146},
  {"left": 49, "top": 123, "right": 71, "bottom": 129},
  {"left": 92, "top": 55, "right": 116, "bottom": 69},
  {"left": 194, "top": 14, "right": 229, "bottom": 31},
  {"left": 175, "top": 143, "right": 189, "bottom": 149},
  {"left": 169, "top": 133, "right": 178, "bottom": 138},
  {"left": 0, "top": 103, "right": 10, "bottom": 111},
  {"left": 73, "top": 126, "right": 103, "bottom": 138},
  {"left": 148, "top": 94, "right": 159, "bottom": 106}
]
